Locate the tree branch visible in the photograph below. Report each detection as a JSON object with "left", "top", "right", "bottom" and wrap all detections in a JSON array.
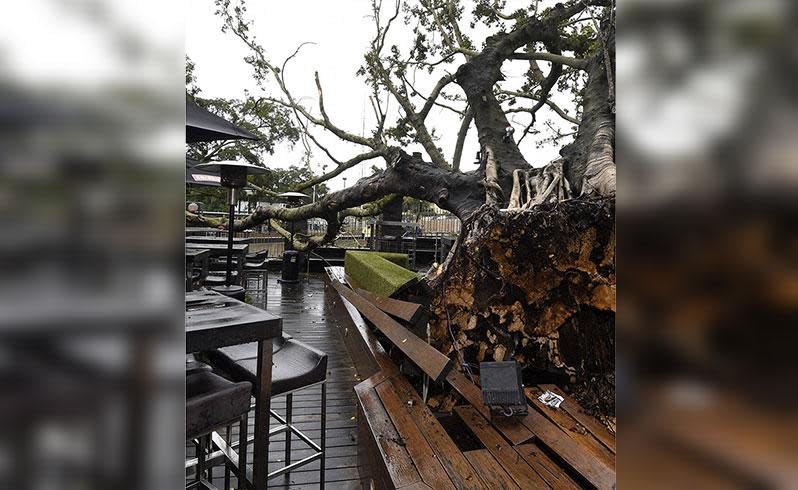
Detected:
[
  {"left": 508, "top": 52, "right": 588, "bottom": 70},
  {"left": 292, "top": 149, "right": 384, "bottom": 192},
  {"left": 418, "top": 74, "right": 457, "bottom": 121},
  {"left": 452, "top": 105, "right": 473, "bottom": 171}
]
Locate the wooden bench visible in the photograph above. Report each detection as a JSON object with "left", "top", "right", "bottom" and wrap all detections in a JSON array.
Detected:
[{"left": 324, "top": 267, "right": 616, "bottom": 490}]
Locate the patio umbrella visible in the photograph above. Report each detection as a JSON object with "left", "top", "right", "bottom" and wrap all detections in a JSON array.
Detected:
[{"left": 186, "top": 100, "right": 259, "bottom": 143}]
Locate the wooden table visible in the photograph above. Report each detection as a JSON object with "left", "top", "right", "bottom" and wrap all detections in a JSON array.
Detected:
[
  {"left": 186, "top": 290, "right": 282, "bottom": 490},
  {"left": 185, "top": 248, "right": 210, "bottom": 291},
  {"left": 184, "top": 242, "right": 249, "bottom": 285}
]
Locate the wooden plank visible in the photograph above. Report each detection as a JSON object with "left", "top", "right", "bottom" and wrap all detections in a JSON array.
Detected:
[
  {"left": 519, "top": 404, "right": 615, "bottom": 490},
  {"left": 325, "top": 267, "right": 393, "bottom": 378},
  {"left": 331, "top": 279, "right": 452, "bottom": 383},
  {"left": 447, "top": 371, "right": 614, "bottom": 490},
  {"left": 444, "top": 370, "right": 534, "bottom": 445},
  {"left": 352, "top": 286, "right": 428, "bottom": 327},
  {"left": 387, "top": 376, "right": 487, "bottom": 490},
  {"left": 515, "top": 444, "right": 582, "bottom": 490},
  {"left": 454, "top": 406, "right": 551, "bottom": 489},
  {"left": 354, "top": 377, "right": 422, "bottom": 488},
  {"left": 396, "top": 483, "right": 433, "bottom": 490},
  {"left": 463, "top": 450, "right": 520, "bottom": 490},
  {"left": 524, "top": 387, "right": 615, "bottom": 469},
  {"left": 538, "top": 384, "right": 616, "bottom": 454},
  {"left": 375, "top": 379, "right": 457, "bottom": 490}
]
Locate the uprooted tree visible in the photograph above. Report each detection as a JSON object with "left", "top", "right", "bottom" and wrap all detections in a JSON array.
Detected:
[{"left": 192, "top": 0, "right": 616, "bottom": 417}]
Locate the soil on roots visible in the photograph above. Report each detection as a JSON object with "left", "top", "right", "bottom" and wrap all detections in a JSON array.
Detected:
[{"left": 427, "top": 197, "right": 616, "bottom": 418}]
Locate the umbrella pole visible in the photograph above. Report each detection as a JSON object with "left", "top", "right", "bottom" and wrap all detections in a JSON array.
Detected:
[{"left": 225, "top": 187, "right": 238, "bottom": 286}]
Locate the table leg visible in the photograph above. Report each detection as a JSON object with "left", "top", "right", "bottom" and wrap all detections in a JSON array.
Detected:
[
  {"left": 237, "top": 251, "right": 246, "bottom": 286},
  {"left": 252, "top": 338, "right": 274, "bottom": 490}
]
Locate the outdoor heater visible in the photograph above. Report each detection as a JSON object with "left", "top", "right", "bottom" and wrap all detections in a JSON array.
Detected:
[
  {"left": 195, "top": 161, "right": 269, "bottom": 299},
  {"left": 277, "top": 191, "right": 309, "bottom": 284}
]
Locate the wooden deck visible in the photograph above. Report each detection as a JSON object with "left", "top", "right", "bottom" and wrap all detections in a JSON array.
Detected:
[
  {"left": 190, "top": 269, "right": 615, "bottom": 489},
  {"left": 195, "top": 272, "right": 363, "bottom": 489},
  {"left": 324, "top": 267, "right": 617, "bottom": 490}
]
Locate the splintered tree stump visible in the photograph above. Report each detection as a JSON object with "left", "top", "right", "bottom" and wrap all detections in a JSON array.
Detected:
[{"left": 428, "top": 198, "right": 615, "bottom": 417}]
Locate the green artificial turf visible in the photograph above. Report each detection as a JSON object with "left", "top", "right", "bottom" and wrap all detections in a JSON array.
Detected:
[{"left": 345, "top": 251, "right": 417, "bottom": 298}]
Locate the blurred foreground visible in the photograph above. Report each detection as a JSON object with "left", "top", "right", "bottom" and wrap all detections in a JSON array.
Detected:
[
  {"left": 0, "top": 1, "right": 183, "bottom": 489},
  {"left": 618, "top": 0, "right": 798, "bottom": 487}
]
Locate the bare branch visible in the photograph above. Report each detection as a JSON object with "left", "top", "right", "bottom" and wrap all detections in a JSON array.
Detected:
[
  {"left": 418, "top": 74, "right": 457, "bottom": 121},
  {"left": 452, "top": 105, "right": 473, "bottom": 172},
  {"left": 293, "top": 149, "right": 384, "bottom": 192},
  {"left": 503, "top": 90, "right": 580, "bottom": 125},
  {"left": 508, "top": 52, "right": 588, "bottom": 70}
]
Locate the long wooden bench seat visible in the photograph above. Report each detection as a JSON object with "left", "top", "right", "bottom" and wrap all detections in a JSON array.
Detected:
[{"left": 324, "top": 266, "right": 616, "bottom": 490}]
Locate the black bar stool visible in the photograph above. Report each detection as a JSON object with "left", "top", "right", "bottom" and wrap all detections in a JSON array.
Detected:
[
  {"left": 203, "top": 337, "right": 328, "bottom": 487},
  {"left": 243, "top": 250, "right": 269, "bottom": 306},
  {"left": 186, "top": 369, "right": 252, "bottom": 490}
]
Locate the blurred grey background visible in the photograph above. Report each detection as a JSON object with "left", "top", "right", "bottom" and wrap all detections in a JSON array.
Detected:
[{"left": 0, "top": 1, "right": 184, "bottom": 489}]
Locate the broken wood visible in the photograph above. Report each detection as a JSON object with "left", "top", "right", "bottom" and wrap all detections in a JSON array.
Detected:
[
  {"left": 354, "top": 287, "right": 428, "bottom": 330},
  {"left": 455, "top": 406, "right": 552, "bottom": 489},
  {"left": 539, "top": 384, "right": 616, "bottom": 454},
  {"left": 524, "top": 387, "right": 615, "bottom": 468},
  {"left": 445, "top": 369, "right": 533, "bottom": 445},
  {"left": 446, "top": 370, "right": 615, "bottom": 490},
  {"left": 331, "top": 279, "right": 452, "bottom": 383}
]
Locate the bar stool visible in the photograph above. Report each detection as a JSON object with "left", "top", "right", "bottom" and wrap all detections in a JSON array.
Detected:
[
  {"left": 243, "top": 250, "right": 269, "bottom": 306},
  {"left": 204, "top": 338, "right": 328, "bottom": 487},
  {"left": 186, "top": 369, "right": 252, "bottom": 490}
]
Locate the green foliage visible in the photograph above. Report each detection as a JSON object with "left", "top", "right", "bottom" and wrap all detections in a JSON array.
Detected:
[
  {"left": 186, "top": 95, "right": 300, "bottom": 164},
  {"left": 344, "top": 251, "right": 416, "bottom": 298},
  {"left": 185, "top": 56, "right": 300, "bottom": 165},
  {"left": 187, "top": 56, "right": 326, "bottom": 212}
]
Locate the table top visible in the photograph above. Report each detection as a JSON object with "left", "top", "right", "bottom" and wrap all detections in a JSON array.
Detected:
[
  {"left": 185, "top": 242, "right": 249, "bottom": 253},
  {"left": 186, "top": 236, "right": 253, "bottom": 245},
  {"left": 185, "top": 290, "right": 281, "bottom": 353},
  {"left": 186, "top": 248, "right": 210, "bottom": 259}
]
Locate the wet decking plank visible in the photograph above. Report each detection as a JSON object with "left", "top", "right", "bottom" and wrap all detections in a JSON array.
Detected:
[
  {"left": 454, "top": 406, "right": 552, "bottom": 489},
  {"left": 524, "top": 387, "right": 615, "bottom": 469},
  {"left": 463, "top": 450, "right": 520, "bottom": 490}
]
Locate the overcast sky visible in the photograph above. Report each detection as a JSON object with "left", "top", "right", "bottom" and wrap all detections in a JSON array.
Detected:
[{"left": 186, "top": 0, "right": 570, "bottom": 191}]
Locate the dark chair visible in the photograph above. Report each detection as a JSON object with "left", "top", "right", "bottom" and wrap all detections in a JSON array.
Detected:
[
  {"left": 244, "top": 250, "right": 269, "bottom": 267},
  {"left": 203, "top": 338, "right": 328, "bottom": 487},
  {"left": 243, "top": 250, "right": 269, "bottom": 304},
  {"left": 203, "top": 271, "right": 240, "bottom": 287},
  {"left": 186, "top": 370, "right": 252, "bottom": 490}
]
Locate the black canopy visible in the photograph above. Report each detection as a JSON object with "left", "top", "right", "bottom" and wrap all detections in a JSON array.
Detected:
[{"left": 186, "top": 100, "right": 259, "bottom": 143}]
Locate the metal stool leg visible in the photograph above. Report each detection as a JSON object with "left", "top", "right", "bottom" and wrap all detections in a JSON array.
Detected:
[
  {"left": 238, "top": 412, "right": 248, "bottom": 490},
  {"left": 196, "top": 437, "right": 207, "bottom": 483},
  {"left": 284, "top": 393, "right": 292, "bottom": 473},
  {"left": 224, "top": 425, "right": 231, "bottom": 490},
  {"left": 320, "top": 382, "right": 326, "bottom": 489}
]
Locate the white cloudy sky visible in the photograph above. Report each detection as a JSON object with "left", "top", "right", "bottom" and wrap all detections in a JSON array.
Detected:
[{"left": 186, "top": 0, "right": 571, "bottom": 191}]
